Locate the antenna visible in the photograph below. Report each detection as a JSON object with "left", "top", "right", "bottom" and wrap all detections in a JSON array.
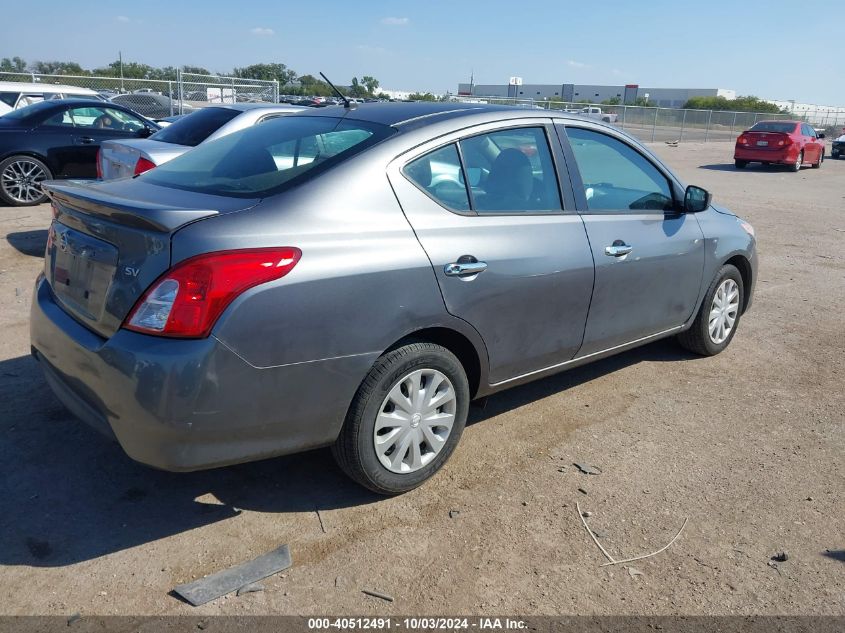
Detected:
[{"left": 320, "top": 72, "right": 355, "bottom": 109}]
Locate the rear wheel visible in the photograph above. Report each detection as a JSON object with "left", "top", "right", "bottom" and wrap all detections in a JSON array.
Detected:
[
  {"left": 791, "top": 150, "right": 803, "bottom": 172},
  {"left": 734, "top": 160, "right": 748, "bottom": 169},
  {"left": 0, "top": 155, "right": 51, "bottom": 206},
  {"left": 332, "top": 342, "right": 470, "bottom": 495},
  {"left": 677, "top": 264, "right": 744, "bottom": 356}
]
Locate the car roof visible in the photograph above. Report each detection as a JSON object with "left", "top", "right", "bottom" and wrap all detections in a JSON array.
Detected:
[
  {"left": 213, "top": 103, "right": 307, "bottom": 112},
  {"left": 0, "top": 81, "right": 98, "bottom": 94},
  {"left": 295, "top": 101, "right": 604, "bottom": 133}
]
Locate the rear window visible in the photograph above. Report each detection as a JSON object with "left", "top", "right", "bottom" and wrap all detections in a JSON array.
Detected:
[
  {"left": 142, "top": 116, "right": 395, "bottom": 198},
  {"left": 149, "top": 107, "right": 240, "bottom": 146},
  {"left": 749, "top": 122, "right": 797, "bottom": 134},
  {"left": 0, "top": 99, "right": 56, "bottom": 120}
]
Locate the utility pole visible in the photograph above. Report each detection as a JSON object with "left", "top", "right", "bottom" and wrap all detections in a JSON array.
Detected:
[{"left": 119, "top": 50, "right": 124, "bottom": 92}]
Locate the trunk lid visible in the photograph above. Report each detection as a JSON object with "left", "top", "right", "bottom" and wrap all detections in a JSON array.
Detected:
[
  {"left": 99, "top": 139, "right": 189, "bottom": 180},
  {"left": 740, "top": 131, "right": 791, "bottom": 151},
  {"left": 42, "top": 178, "right": 258, "bottom": 338}
]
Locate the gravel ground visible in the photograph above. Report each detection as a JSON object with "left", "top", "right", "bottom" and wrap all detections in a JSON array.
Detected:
[{"left": 0, "top": 143, "right": 842, "bottom": 617}]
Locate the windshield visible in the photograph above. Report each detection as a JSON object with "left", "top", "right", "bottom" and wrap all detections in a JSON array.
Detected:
[
  {"left": 149, "top": 107, "right": 240, "bottom": 147},
  {"left": 749, "top": 121, "right": 797, "bottom": 134},
  {"left": 141, "top": 116, "right": 395, "bottom": 198}
]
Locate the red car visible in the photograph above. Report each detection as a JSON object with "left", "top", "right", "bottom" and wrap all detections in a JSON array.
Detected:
[{"left": 734, "top": 120, "right": 825, "bottom": 171}]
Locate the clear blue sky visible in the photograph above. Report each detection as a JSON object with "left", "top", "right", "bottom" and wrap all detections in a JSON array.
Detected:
[{"left": 3, "top": 0, "right": 843, "bottom": 105}]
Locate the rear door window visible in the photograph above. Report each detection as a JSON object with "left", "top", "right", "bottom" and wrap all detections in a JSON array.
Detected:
[
  {"left": 150, "top": 107, "right": 240, "bottom": 146},
  {"left": 0, "top": 92, "right": 21, "bottom": 107},
  {"left": 404, "top": 144, "right": 470, "bottom": 211},
  {"left": 459, "top": 127, "right": 561, "bottom": 213}
]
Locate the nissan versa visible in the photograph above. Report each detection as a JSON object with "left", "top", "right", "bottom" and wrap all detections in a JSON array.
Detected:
[{"left": 31, "top": 103, "right": 757, "bottom": 494}]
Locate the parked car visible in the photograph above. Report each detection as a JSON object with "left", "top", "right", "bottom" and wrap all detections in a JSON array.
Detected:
[
  {"left": 0, "top": 98, "right": 158, "bottom": 205},
  {"left": 32, "top": 103, "right": 756, "bottom": 494},
  {"left": 109, "top": 93, "right": 194, "bottom": 119},
  {"left": 580, "top": 106, "right": 618, "bottom": 123},
  {"left": 734, "top": 120, "right": 825, "bottom": 170},
  {"left": 0, "top": 81, "right": 106, "bottom": 116},
  {"left": 99, "top": 103, "right": 304, "bottom": 179},
  {"left": 831, "top": 131, "right": 845, "bottom": 159}
]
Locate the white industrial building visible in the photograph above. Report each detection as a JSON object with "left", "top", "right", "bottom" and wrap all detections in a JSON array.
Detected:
[{"left": 457, "top": 81, "right": 736, "bottom": 107}]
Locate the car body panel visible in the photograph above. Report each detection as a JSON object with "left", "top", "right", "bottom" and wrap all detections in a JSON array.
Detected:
[{"left": 30, "top": 103, "right": 757, "bottom": 472}]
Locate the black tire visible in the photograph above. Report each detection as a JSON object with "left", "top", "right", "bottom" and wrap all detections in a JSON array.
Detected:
[
  {"left": 812, "top": 149, "right": 823, "bottom": 168},
  {"left": 0, "top": 155, "right": 52, "bottom": 206},
  {"left": 677, "top": 264, "right": 744, "bottom": 357},
  {"left": 332, "top": 342, "right": 470, "bottom": 495},
  {"left": 734, "top": 160, "right": 748, "bottom": 169},
  {"left": 791, "top": 151, "right": 803, "bottom": 172}
]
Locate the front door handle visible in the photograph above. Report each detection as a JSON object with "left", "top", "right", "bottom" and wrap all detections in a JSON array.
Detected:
[
  {"left": 605, "top": 241, "right": 633, "bottom": 257},
  {"left": 78, "top": 137, "right": 95, "bottom": 145},
  {"left": 444, "top": 260, "right": 488, "bottom": 277}
]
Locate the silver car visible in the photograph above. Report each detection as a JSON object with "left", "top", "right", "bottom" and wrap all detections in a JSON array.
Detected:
[
  {"left": 98, "top": 103, "right": 304, "bottom": 179},
  {"left": 32, "top": 103, "right": 757, "bottom": 494}
]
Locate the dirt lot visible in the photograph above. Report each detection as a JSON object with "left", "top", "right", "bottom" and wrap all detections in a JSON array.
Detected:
[{"left": 0, "top": 143, "right": 843, "bottom": 617}]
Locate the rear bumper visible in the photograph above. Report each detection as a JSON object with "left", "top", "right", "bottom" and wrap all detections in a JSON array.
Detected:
[
  {"left": 30, "top": 276, "right": 376, "bottom": 471},
  {"left": 734, "top": 146, "right": 797, "bottom": 163}
]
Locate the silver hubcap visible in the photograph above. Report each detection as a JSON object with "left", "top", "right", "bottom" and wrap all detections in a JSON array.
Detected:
[
  {"left": 708, "top": 279, "right": 739, "bottom": 345},
  {"left": 374, "top": 368, "right": 457, "bottom": 474},
  {"left": 2, "top": 159, "right": 47, "bottom": 203}
]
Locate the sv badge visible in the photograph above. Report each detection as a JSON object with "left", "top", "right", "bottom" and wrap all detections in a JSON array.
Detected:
[{"left": 124, "top": 266, "right": 140, "bottom": 278}]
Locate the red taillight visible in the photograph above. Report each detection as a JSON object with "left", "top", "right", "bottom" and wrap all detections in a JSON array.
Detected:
[
  {"left": 96, "top": 149, "right": 103, "bottom": 179},
  {"left": 134, "top": 156, "right": 157, "bottom": 176},
  {"left": 737, "top": 135, "right": 747, "bottom": 145},
  {"left": 124, "top": 248, "right": 302, "bottom": 338}
]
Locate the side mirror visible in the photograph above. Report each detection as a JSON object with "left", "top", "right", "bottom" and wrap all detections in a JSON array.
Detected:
[
  {"left": 818, "top": 133, "right": 826, "bottom": 139},
  {"left": 684, "top": 185, "right": 711, "bottom": 213},
  {"left": 136, "top": 126, "right": 154, "bottom": 138}
]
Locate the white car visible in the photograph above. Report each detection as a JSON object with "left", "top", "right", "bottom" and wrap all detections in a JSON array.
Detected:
[
  {"left": 0, "top": 82, "right": 105, "bottom": 116},
  {"left": 98, "top": 103, "right": 304, "bottom": 179}
]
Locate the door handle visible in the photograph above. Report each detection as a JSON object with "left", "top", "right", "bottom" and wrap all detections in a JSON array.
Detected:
[
  {"left": 605, "top": 241, "right": 633, "bottom": 257},
  {"left": 444, "top": 261, "right": 488, "bottom": 277},
  {"left": 78, "top": 137, "right": 95, "bottom": 144}
]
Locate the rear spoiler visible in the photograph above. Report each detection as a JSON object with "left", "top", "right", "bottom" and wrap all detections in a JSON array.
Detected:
[{"left": 43, "top": 181, "right": 218, "bottom": 233}]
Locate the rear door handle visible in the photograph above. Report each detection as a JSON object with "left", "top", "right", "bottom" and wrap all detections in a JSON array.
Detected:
[
  {"left": 605, "top": 241, "right": 633, "bottom": 257},
  {"left": 444, "top": 261, "right": 488, "bottom": 277}
]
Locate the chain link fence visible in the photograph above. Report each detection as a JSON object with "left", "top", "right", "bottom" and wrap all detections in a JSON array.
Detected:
[
  {"left": 0, "top": 71, "right": 278, "bottom": 119},
  {"left": 453, "top": 96, "right": 845, "bottom": 144}
]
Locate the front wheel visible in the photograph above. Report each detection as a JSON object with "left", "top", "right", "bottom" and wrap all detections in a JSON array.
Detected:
[
  {"left": 332, "top": 342, "right": 470, "bottom": 495},
  {"left": 812, "top": 149, "right": 823, "bottom": 168},
  {"left": 0, "top": 155, "right": 52, "bottom": 206},
  {"left": 677, "top": 264, "right": 744, "bottom": 356}
]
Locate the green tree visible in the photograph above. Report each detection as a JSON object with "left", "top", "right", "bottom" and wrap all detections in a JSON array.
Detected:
[
  {"left": 181, "top": 65, "right": 210, "bottom": 75},
  {"left": 408, "top": 92, "right": 437, "bottom": 102},
  {"left": 601, "top": 96, "right": 621, "bottom": 105},
  {"left": 31, "top": 60, "right": 87, "bottom": 75},
  {"left": 348, "top": 77, "right": 368, "bottom": 98},
  {"left": 233, "top": 63, "right": 297, "bottom": 86},
  {"left": 1, "top": 56, "right": 27, "bottom": 72},
  {"left": 683, "top": 95, "right": 785, "bottom": 114},
  {"left": 361, "top": 75, "right": 379, "bottom": 95}
]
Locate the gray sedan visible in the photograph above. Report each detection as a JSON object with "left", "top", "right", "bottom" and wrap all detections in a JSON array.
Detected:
[
  {"left": 32, "top": 103, "right": 757, "bottom": 494},
  {"left": 98, "top": 103, "right": 304, "bottom": 179}
]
